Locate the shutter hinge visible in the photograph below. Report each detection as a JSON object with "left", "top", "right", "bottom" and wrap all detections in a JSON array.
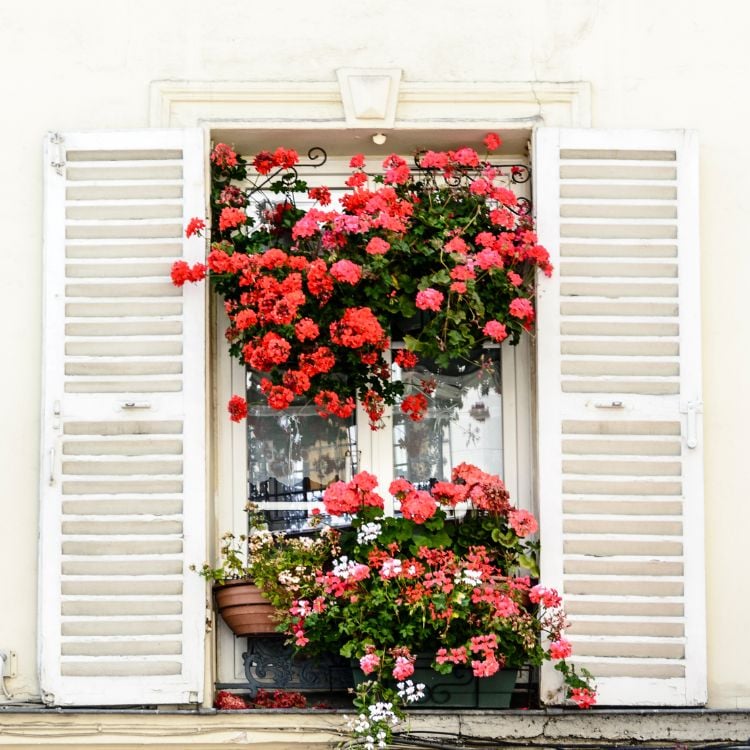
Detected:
[
  {"left": 49, "top": 133, "right": 65, "bottom": 176},
  {"left": 680, "top": 400, "right": 703, "bottom": 449}
]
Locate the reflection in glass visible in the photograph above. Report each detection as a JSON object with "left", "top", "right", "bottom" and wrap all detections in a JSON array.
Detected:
[
  {"left": 246, "top": 370, "right": 357, "bottom": 531},
  {"left": 392, "top": 349, "right": 502, "bottom": 487}
]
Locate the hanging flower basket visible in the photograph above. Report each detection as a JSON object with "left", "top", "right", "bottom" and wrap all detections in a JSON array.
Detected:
[
  {"left": 194, "top": 520, "right": 341, "bottom": 639},
  {"left": 171, "top": 134, "right": 553, "bottom": 428},
  {"left": 213, "top": 579, "right": 278, "bottom": 637}
]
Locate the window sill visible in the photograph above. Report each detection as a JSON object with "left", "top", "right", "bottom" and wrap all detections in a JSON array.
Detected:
[{"left": 1, "top": 705, "right": 750, "bottom": 747}]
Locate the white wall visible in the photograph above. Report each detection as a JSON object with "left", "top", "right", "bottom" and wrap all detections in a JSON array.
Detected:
[{"left": 1, "top": 0, "right": 748, "bottom": 707}]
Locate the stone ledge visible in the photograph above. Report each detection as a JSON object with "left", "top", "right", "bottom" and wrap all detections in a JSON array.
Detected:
[{"left": 0, "top": 708, "right": 749, "bottom": 748}]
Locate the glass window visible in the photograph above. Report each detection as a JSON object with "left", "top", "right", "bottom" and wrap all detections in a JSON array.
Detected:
[
  {"left": 246, "top": 370, "right": 357, "bottom": 531},
  {"left": 392, "top": 348, "right": 503, "bottom": 487}
]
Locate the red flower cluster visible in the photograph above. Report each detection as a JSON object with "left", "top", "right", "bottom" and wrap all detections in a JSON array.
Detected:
[
  {"left": 213, "top": 689, "right": 308, "bottom": 710},
  {"left": 329, "top": 307, "right": 386, "bottom": 349},
  {"left": 400, "top": 393, "right": 428, "bottom": 422},
  {"left": 170, "top": 260, "right": 206, "bottom": 286},
  {"left": 185, "top": 217, "right": 206, "bottom": 238},
  {"left": 172, "top": 136, "right": 554, "bottom": 426},
  {"left": 314, "top": 390, "right": 356, "bottom": 419},
  {"left": 570, "top": 688, "right": 597, "bottom": 709},
  {"left": 400, "top": 489, "right": 437, "bottom": 523},
  {"left": 252, "top": 688, "right": 307, "bottom": 709},
  {"left": 227, "top": 395, "right": 248, "bottom": 422},
  {"left": 508, "top": 508, "right": 539, "bottom": 537},
  {"left": 214, "top": 690, "right": 248, "bottom": 710},
  {"left": 252, "top": 147, "right": 299, "bottom": 175}
]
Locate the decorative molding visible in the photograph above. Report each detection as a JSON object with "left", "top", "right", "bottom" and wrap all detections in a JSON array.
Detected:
[
  {"left": 149, "top": 78, "right": 591, "bottom": 130},
  {"left": 336, "top": 67, "right": 401, "bottom": 127}
]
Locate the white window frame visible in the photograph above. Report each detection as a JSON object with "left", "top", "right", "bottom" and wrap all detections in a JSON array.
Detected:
[{"left": 210, "top": 144, "right": 536, "bottom": 684}]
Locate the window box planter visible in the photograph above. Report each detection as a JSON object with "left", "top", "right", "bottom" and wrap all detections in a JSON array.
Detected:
[{"left": 353, "top": 657, "right": 517, "bottom": 709}]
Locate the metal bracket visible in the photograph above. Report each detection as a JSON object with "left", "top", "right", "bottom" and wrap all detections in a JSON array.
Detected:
[
  {"left": 52, "top": 400, "right": 61, "bottom": 430},
  {"left": 49, "top": 133, "right": 65, "bottom": 176},
  {"left": 120, "top": 400, "right": 152, "bottom": 410},
  {"left": 680, "top": 400, "right": 703, "bottom": 449},
  {"left": 593, "top": 400, "right": 625, "bottom": 409}
]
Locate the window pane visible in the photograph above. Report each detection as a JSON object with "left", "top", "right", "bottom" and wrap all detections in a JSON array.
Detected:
[
  {"left": 246, "top": 370, "right": 357, "bottom": 531},
  {"left": 392, "top": 349, "right": 502, "bottom": 486}
]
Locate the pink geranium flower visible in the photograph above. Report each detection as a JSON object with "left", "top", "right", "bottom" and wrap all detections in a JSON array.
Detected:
[
  {"left": 415, "top": 288, "right": 444, "bottom": 312},
  {"left": 392, "top": 656, "right": 415, "bottom": 681}
]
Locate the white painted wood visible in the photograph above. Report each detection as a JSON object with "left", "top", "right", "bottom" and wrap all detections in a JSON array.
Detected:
[
  {"left": 40, "top": 129, "right": 207, "bottom": 706},
  {"left": 534, "top": 128, "right": 705, "bottom": 707}
]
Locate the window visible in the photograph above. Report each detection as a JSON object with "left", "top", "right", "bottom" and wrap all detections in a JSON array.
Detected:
[{"left": 40, "top": 127, "right": 706, "bottom": 707}]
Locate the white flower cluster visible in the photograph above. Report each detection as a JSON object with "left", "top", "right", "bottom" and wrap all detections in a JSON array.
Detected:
[
  {"left": 332, "top": 556, "right": 352, "bottom": 578},
  {"left": 397, "top": 679, "right": 426, "bottom": 704},
  {"left": 248, "top": 529, "right": 273, "bottom": 547},
  {"left": 368, "top": 701, "right": 400, "bottom": 725},
  {"left": 348, "top": 702, "right": 400, "bottom": 750},
  {"left": 458, "top": 568, "right": 483, "bottom": 587},
  {"left": 331, "top": 556, "right": 367, "bottom": 580},
  {"left": 380, "top": 557, "right": 402, "bottom": 578},
  {"left": 357, "top": 522, "right": 382, "bottom": 545},
  {"left": 277, "top": 571, "right": 301, "bottom": 587}
]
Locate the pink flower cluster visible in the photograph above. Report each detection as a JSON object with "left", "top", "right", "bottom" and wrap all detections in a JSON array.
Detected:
[{"left": 322, "top": 471, "right": 385, "bottom": 516}]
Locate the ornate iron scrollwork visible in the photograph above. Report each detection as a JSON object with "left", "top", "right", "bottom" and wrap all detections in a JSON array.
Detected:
[{"left": 242, "top": 636, "right": 353, "bottom": 696}]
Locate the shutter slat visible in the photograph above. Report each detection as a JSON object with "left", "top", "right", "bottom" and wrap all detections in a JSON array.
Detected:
[
  {"left": 535, "top": 128, "right": 705, "bottom": 706},
  {"left": 41, "top": 129, "right": 206, "bottom": 707}
]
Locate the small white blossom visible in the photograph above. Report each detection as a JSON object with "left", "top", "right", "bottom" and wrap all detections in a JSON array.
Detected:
[
  {"left": 397, "top": 679, "right": 427, "bottom": 704},
  {"left": 348, "top": 713, "right": 371, "bottom": 734},
  {"left": 248, "top": 529, "right": 273, "bottom": 550},
  {"left": 277, "top": 571, "right": 301, "bottom": 587},
  {"left": 368, "top": 701, "right": 400, "bottom": 726},
  {"left": 357, "top": 522, "right": 382, "bottom": 545},
  {"left": 332, "top": 556, "right": 355, "bottom": 578},
  {"left": 458, "top": 568, "right": 483, "bottom": 587},
  {"left": 331, "top": 556, "right": 368, "bottom": 580},
  {"left": 380, "top": 558, "right": 403, "bottom": 578}
]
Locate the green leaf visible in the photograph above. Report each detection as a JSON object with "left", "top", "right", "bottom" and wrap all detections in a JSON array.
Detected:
[
  {"left": 411, "top": 529, "right": 451, "bottom": 549},
  {"left": 518, "top": 554, "right": 540, "bottom": 577},
  {"left": 430, "top": 269, "right": 451, "bottom": 285},
  {"left": 402, "top": 334, "right": 423, "bottom": 352},
  {"left": 423, "top": 515, "right": 444, "bottom": 531}
]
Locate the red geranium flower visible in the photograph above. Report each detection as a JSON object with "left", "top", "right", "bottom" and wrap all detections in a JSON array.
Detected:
[{"left": 227, "top": 395, "right": 248, "bottom": 422}]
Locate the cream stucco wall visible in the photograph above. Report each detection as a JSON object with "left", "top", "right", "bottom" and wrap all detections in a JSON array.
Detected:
[{"left": 1, "top": 0, "right": 749, "bottom": 710}]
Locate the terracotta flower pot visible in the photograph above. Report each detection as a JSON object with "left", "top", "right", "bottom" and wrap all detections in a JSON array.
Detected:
[{"left": 213, "top": 579, "right": 278, "bottom": 636}]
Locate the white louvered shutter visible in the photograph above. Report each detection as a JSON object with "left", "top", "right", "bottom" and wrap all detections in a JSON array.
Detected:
[
  {"left": 534, "top": 129, "right": 705, "bottom": 706},
  {"left": 40, "top": 130, "right": 207, "bottom": 706}
]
